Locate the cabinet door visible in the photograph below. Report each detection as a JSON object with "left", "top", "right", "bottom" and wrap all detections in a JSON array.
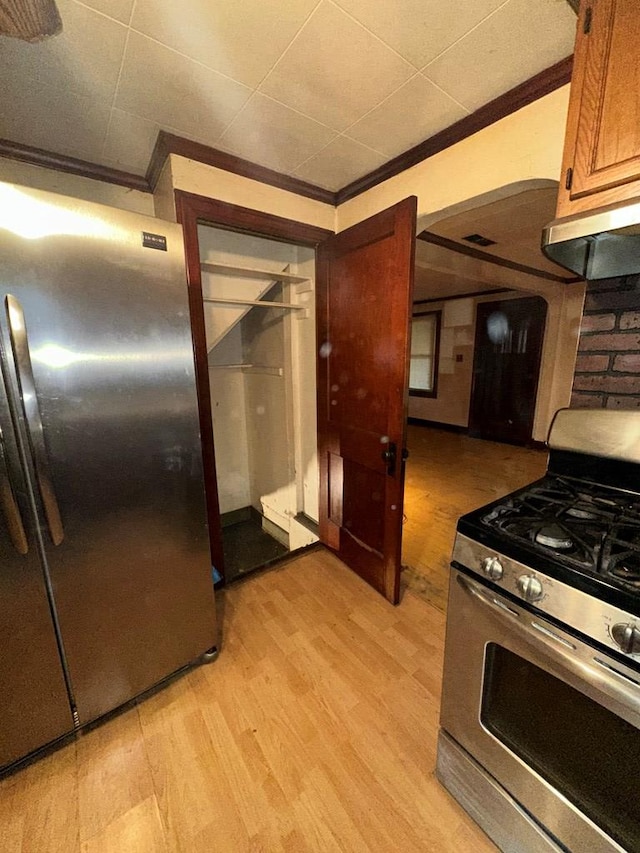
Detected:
[{"left": 558, "top": 0, "right": 640, "bottom": 215}]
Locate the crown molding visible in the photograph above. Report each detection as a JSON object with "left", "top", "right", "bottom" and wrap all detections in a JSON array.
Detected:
[
  {"left": 0, "top": 137, "right": 149, "bottom": 192},
  {"left": 335, "top": 55, "right": 574, "bottom": 205},
  {"left": 146, "top": 131, "right": 337, "bottom": 204}
]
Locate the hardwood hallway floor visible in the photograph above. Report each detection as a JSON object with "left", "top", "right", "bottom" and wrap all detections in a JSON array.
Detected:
[
  {"left": 401, "top": 424, "right": 548, "bottom": 611},
  {"left": 0, "top": 549, "right": 497, "bottom": 853}
]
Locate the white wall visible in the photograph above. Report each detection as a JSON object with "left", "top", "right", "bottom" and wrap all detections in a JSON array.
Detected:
[
  {"left": 167, "top": 154, "right": 336, "bottom": 231},
  {"left": 0, "top": 159, "right": 154, "bottom": 216},
  {"left": 206, "top": 324, "right": 251, "bottom": 514},
  {"left": 336, "top": 86, "right": 571, "bottom": 231}
]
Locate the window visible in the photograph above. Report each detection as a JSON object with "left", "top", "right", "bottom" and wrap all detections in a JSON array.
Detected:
[{"left": 409, "top": 310, "right": 441, "bottom": 397}]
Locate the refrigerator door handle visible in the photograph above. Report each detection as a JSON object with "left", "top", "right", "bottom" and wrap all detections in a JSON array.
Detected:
[
  {"left": 5, "top": 295, "right": 64, "bottom": 546},
  {"left": 0, "top": 425, "right": 28, "bottom": 554}
]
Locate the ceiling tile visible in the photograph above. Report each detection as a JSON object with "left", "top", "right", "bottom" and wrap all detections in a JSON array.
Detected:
[
  {"left": 333, "top": 0, "right": 505, "bottom": 69},
  {"left": 77, "top": 0, "right": 135, "bottom": 25},
  {"left": 115, "top": 32, "right": 252, "bottom": 145},
  {"left": 130, "top": 0, "right": 318, "bottom": 88},
  {"left": 0, "top": 0, "right": 127, "bottom": 104},
  {"left": 102, "top": 109, "right": 159, "bottom": 174},
  {"left": 259, "top": 0, "right": 414, "bottom": 132},
  {"left": 0, "top": 81, "right": 111, "bottom": 162},
  {"left": 346, "top": 74, "right": 468, "bottom": 158},
  {"left": 424, "top": 0, "right": 577, "bottom": 112},
  {"left": 218, "top": 94, "right": 337, "bottom": 174},
  {"left": 293, "top": 136, "right": 385, "bottom": 191}
]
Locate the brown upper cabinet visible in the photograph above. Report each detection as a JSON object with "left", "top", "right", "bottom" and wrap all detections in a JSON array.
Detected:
[{"left": 557, "top": 0, "right": 640, "bottom": 217}]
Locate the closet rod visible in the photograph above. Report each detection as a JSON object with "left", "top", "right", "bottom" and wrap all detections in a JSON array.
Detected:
[{"left": 203, "top": 296, "right": 304, "bottom": 310}]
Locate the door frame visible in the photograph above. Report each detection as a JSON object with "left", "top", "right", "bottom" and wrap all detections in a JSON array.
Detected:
[{"left": 174, "top": 190, "right": 333, "bottom": 581}]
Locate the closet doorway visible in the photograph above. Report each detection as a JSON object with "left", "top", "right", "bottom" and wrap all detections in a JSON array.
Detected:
[{"left": 176, "top": 193, "right": 333, "bottom": 584}]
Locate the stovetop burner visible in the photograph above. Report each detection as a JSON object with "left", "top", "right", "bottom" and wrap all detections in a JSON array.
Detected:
[
  {"left": 478, "top": 475, "right": 640, "bottom": 597},
  {"left": 535, "top": 524, "right": 574, "bottom": 550}
]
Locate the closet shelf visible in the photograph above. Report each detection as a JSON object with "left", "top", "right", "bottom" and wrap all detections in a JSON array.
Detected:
[
  {"left": 203, "top": 296, "right": 304, "bottom": 310},
  {"left": 201, "top": 262, "right": 308, "bottom": 284},
  {"left": 208, "top": 363, "right": 284, "bottom": 377},
  {"left": 209, "top": 363, "right": 254, "bottom": 369}
]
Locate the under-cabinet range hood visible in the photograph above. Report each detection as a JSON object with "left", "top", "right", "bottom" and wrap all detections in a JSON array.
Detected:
[{"left": 542, "top": 196, "right": 640, "bottom": 280}]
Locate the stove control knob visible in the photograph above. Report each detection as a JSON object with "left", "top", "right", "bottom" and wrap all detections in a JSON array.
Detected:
[
  {"left": 517, "top": 574, "right": 543, "bottom": 603},
  {"left": 481, "top": 556, "right": 504, "bottom": 581},
  {"left": 611, "top": 623, "right": 640, "bottom": 655}
]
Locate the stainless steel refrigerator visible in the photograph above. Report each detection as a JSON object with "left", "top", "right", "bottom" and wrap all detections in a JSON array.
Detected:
[{"left": 0, "top": 181, "right": 217, "bottom": 772}]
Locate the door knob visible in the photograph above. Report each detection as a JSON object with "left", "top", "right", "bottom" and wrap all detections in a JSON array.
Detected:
[{"left": 381, "top": 442, "right": 397, "bottom": 476}]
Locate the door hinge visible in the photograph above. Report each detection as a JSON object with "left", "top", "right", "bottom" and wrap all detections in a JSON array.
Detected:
[
  {"left": 565, "top": 167, "right": 573, "bottom": 191},
  {"left": 583, "top": 6, "right": 592, "bottom": 34}
]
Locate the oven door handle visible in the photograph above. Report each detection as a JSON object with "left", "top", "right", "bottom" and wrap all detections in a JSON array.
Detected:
[
  {"left": 457, "top": 572, "right": 640, "bottom": 723},
  {"left": 456, "top": 572, "right": 521, "bottom": 619}
]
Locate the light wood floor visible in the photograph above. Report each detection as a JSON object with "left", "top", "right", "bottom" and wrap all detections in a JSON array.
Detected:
[
  {"left": 0, "top": 549, "right": 497, "bottom": 853},
  {"left": 401, "top": 425, "right": 548, "bottom": 611}
]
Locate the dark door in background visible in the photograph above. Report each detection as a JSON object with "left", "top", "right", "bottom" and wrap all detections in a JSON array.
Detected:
[
  {"left": 316, "top": 197, "right": 416, "bottom": 604},
  {"left": 469, "top": 296, "right": 547, "bottom": 446}
]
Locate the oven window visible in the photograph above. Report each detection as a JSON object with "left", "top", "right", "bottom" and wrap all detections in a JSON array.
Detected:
[{"left": 481, "top": 644, "right": 640, "bottom": 851}]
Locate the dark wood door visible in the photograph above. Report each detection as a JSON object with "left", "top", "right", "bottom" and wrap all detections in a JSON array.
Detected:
[
  {"left": 468, "top": 296, "right": 547, "bottom": 446},
  {"left": 316, "top": 197, "right": 416, "bottom": 604},
  {"left": 558, "top": 0, "right": 640, "bottom": 215}
]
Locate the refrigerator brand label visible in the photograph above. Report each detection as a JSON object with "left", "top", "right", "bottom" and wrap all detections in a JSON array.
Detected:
[{"left": 142, "top": 232, "right": 167, "bottom": 251}]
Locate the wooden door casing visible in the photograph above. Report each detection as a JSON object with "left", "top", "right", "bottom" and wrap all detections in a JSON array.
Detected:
[
  {"left": 175, "top": 190, "right": 332, "bottom": 582},
  {"left": 317, "top": 198, "right": 417, "bottom": 604},
  {"left": 557, "top": 0, "right": 640, "bottom": 216}
]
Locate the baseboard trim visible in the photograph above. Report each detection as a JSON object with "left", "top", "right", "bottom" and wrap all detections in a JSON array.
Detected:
[{"left": 408, "top": 417, "right": 468, "bottom": 433}]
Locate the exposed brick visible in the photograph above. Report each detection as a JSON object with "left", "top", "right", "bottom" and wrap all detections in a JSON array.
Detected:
[
  {"left": 585, "top": 291, "right": 640, "bottom": 311},
  {"left": 579, "top": 332, "right": 640, "bottom": 351},
  {"left": 574, "top": 354, "right": 610, "bottom": 372},
  {"left": 573, "top": 374, "right": 640, "bottom": 393},
  {"left": 586, "top": 275, "right": 636, "bottom": 294},
  {"left": 579, "top": 313, "right": 616, "bottom": 333},
  {"left": 570, "top": 392, "right": 605, "bottom": 409},
  {"left": 620, "top": 312, "right": 640, "bottom": 330},
  {"left": 613, "top": 353, "right": 640, "bottom": 372},
  {"left": 606, "top": 396, "right": 640, "bottom": 409},
  {"left": 586, "top": 281, "right": 623, "bottom": 293}
]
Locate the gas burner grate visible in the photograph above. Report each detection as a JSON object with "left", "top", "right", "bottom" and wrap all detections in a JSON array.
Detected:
[
  {"left": 601, "top": 522, "right": 640, "bottom": 591},
  {"left": 481, "top": 476, "right": 640, "bottom": 588}
]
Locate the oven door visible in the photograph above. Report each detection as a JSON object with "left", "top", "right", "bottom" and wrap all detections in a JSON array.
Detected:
[{"left": 441, "top": 568, "right": 640, "bottom": 853}]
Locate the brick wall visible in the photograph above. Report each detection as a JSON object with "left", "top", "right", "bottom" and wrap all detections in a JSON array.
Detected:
[{"left": 571, "top": 275, "right": 640, "bottom": 409}]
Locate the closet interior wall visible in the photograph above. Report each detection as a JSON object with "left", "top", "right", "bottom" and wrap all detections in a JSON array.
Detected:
[{"left": 197, "top": 225, "right": 318, "bottom": 578}]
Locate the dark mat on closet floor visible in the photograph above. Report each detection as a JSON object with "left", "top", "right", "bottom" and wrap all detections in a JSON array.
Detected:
[{"left": 222, "top": 518, "right": 288, "bottom": 583}]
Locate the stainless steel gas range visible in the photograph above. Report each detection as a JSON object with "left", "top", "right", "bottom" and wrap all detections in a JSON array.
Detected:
[{"left": 437, "top": 409, "right": 640, "bottom": 853}]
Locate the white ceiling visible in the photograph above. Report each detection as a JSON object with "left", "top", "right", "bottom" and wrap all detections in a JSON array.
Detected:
[{"left": 0, "top": 0, "right": 577, "bottom": 192}]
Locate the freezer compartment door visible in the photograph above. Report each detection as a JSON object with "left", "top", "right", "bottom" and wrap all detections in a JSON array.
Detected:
[
  {"left": 0, "top": 184, "right": 216, "bottom": 724},
  {"left": 0, "top": 342, "right": 74, "bottom": 770}
]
